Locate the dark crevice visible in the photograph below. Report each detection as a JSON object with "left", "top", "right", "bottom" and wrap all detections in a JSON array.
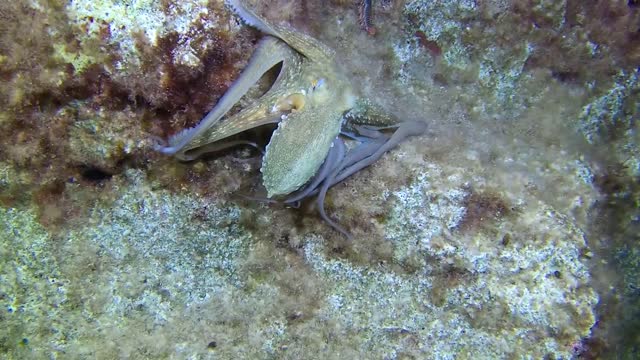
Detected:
[
  {"left": 79, "top": 166, "right": 113, "bottom": 183},
  {"left": 551, "top": 70, "right": 581, "bottom": 84}
]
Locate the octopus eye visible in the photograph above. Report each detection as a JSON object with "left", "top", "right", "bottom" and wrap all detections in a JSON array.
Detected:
[{"left": 274, "top": 93, "right": 306, "bottom": 112}]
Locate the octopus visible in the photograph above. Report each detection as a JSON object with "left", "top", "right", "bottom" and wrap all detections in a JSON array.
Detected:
[{"left": 155, "top": 0, "right": 426, "bottom": 238}]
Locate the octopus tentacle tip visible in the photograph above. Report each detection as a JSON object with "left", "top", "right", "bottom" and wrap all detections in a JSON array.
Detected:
[{"left": 151, "top": 136, "right": 177, "bottom": 155}]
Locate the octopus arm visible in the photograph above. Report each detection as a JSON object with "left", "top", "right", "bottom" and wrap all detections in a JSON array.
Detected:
[
  {"left": 281, "top": 120, "right": 427, "bottom": 238},
  {"left": 156, "top": 37, "right": 297, "bottom": 159},
  {"left": 227, "top": 0, "right": 335, "bottom": 62}
]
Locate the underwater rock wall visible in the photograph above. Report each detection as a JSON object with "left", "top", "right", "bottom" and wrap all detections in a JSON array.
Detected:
[{"left": 1, "top": 0, "right": 638, "bottom": 358}]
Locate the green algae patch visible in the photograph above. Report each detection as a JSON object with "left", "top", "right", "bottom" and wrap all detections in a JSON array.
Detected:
[{"left": 53, "top": 43, "right": 104, "bottom": 74}]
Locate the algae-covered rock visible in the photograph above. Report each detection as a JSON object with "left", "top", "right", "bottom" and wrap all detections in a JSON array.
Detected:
[
  {"left": 67, "top": 104, "right": 149, "bottom": 172},
  {"left": 1, "top": 0, "right": 638, "bottom": 358},
  {"left": 578, "top": 69, "right": 640, "bottom": 177},
  {"left": 65, "top": 0, "right": 232, "bottom": 73},
  {"left": 298, "top": 154, "right": 598, "bottom": 358},
  {"left": 1, "top": 169, "right": 253, "bottom": 357},
  {"left": 0, "top": 146, "right": 599, "bottom": 359},
  {"left": 1, "top": 207, "right": 66, "bottom": 356}
]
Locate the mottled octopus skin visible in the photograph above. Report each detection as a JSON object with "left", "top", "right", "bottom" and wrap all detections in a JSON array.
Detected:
[
  {"left": 156, "top": 0, "right": 426, "bottom": 237},
  {"left": 157, "top": 0, "right": 354, "bottom": 197}
]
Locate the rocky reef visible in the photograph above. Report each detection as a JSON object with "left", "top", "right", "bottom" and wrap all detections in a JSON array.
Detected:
[{"left": 1, "top": 0, "right": 638, "bottom": 358}]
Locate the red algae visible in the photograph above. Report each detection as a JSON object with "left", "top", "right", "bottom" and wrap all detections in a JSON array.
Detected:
[{"left": 0, "top": 0, "right": 252, "bottom": 232}]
